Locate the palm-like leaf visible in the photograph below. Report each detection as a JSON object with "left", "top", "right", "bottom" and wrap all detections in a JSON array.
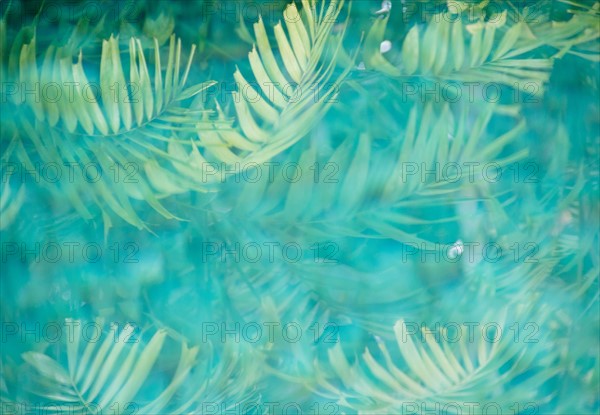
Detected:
[
  {"left": 19, "top": 318, "right": 264, "bottom": 414},
  {"left": 21, "top": 320, "right": 198, "bottom": 414},
  {"left": 8, "top": 32, "right": 213, "bottom": 136},
  {"left": 1, "top": 1, "right": 597, "bottom": 413},
  {"left": 193, "top": 0, "right": 354, "bottom": 167},
  {"left": 363, "top": 8, "right": 599, "bottom": 90},
  {"left": 317, "top": 307, "right": 558, "bottom": 414},
  {"left": 552, "top": 1, "right": 600, "bottom": 61},
  {"left": 2, "top": 1, "right": 354, "bottom": 229},
  {"left": 216, "top": 101, "right": 527, "bottom": 246},
  {"left": 2, "top": 30, "right": 224, "bottom": 229}
]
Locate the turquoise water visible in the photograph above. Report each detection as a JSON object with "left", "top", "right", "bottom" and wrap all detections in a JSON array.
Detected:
[{"left": 1, "top": 1, "right": 599, "bottom": 414}]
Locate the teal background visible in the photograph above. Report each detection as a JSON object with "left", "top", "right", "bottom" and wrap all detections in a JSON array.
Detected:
[{"left": 1, "top": 1, "right": 599, "bottom": 414}]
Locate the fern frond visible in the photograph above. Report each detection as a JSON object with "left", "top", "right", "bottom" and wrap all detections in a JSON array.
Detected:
[
  {"left": 2, "top": 1, "right": 353, "bottom": 228},
  {"left": 540, "top": 4, "right": 600, "bottom": 61},
  {"left": 22, "top": 321, "right": 198, "bottom": 414},
  {"left": 7, "top": 33, "right": 211, "bottom": 135},
  {"left": 363, "top": 8, "right": 599, "bottom": 89},
  {"left": 1, "top": 31, "right": 227, "bottom": 228},
  {"left": 198, "top": 0, "right": 355, "bottom": 166},
  {"left": 216, "top": 101, "right": 527, "bottom": 245},
  {"left": 316, "top": 308, "right": 558, "bottom": 414},
  {"left": 19, "top": 318, "right": 264, "bottom": 414}
]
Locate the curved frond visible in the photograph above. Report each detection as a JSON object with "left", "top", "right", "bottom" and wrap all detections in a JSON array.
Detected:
[
  {"left": 7, "top": 32, "right": 212, "bottom": 136},
  {"left": 2, "top": 1, "right": 354, "bottom": 229},
  {"left": 216, "top": 101, "right": 528, "bottom": 245},
  {"left": 198, "top": 0, "right": 355, "bottom": 166},
  {"left": 19, "top": 319, "right": 263, "bottom": 414},
  {"left": 2, "top": 31, "right": 225, "bottom": 229},
  {"left": 551, "top": 2, "right": 600, "bottom": 61},
  {"left": 363, "top": 8, "right": 599, "bottom": 90},
  {"left": 316, "top": 308, "right": 558, "bottom": 414},
  {"left": 21, "top": 321, "right": 198, "bottom": 414}
]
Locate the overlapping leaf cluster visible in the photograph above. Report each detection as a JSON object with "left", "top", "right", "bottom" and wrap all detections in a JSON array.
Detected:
[{"left": 1, "top": 1, "right": 598, "bottom": 414}]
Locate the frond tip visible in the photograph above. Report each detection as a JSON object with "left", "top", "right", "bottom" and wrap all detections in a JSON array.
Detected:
[
  {"left": 0, "top": 180, "right": 25, "bottom": 230},
  {"left": 317, "top": 311, "right": 558, "bottom": 414},
  {"left": 208, "top": 0, "right": 354, "bottom": 165},
  {"left": 9, "top": 33, "right": 206, "bottom": 136},
  {"left": 364, "top": 8, "right": 599, "bottom": 90},
  {"left": 22, "top": 320, "right": 199, "bottom": 414}
]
